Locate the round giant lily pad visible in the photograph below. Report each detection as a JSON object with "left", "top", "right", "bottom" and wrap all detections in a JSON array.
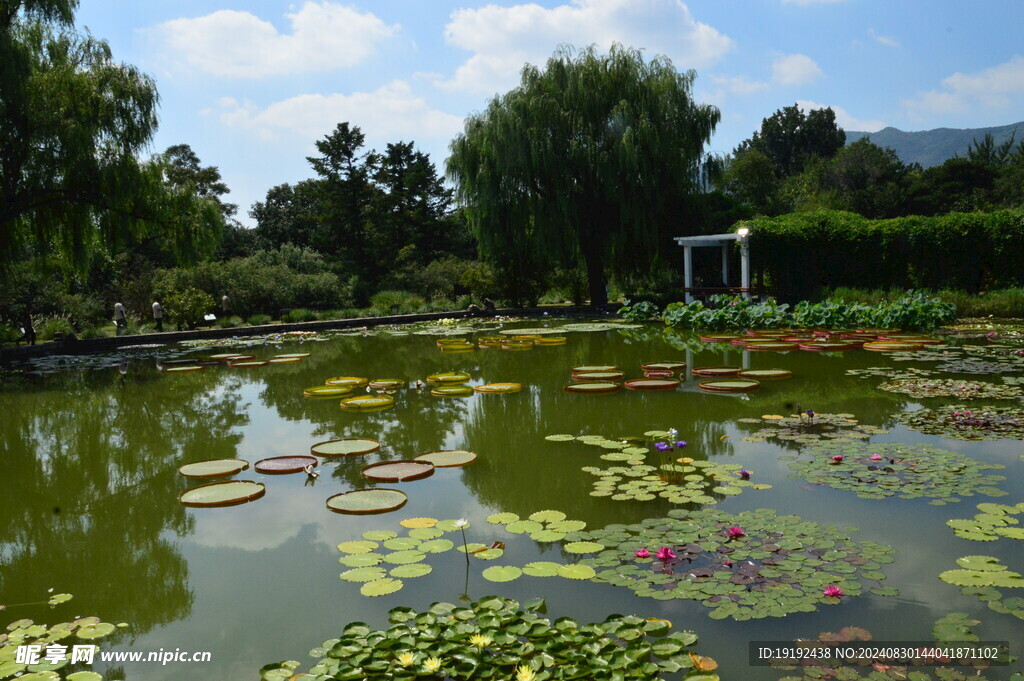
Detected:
[
  {"left": 413, "top": 450, "right": 477, "bottom": 467},
  {"left": 624, "top": 378, "right": 681, "bottom": 391},
  {"left": 426, "top": 371, "right": 471, "bottom": 384},
  {"left": 326, "top": 376, "right": 369, "bottom": 387},
  {"left": 269, "top": 356, "right": 303, "bottom": 364},
  {"left": 340, "top": 395, "right": 395, "bottom": 411},
  {"left": 311, "top": 438, "right": 381, "bottom": 457},
  {"left": 699, "top": 335, "right": 742, "bottom": 342},
  {"left": 229, "top": 360, "right": 268, "bottom": 368},
  {"left": 563, "top": 381, "right": 621, "bottom": 393},
  {"left": 571, "top": 364, "right": 618, "bottom": 372},
  {"left": 274, "top": 353, "right": 311, "bottom": 360},
  {"left": 430, "top": 385, "right": 474, "bottom": 397},
  {"left": 799, "top": 342, "right": 856, "bottom": 351},
  {"left": 535, "top": 336, "right": 567, "bottom": 345},
  {"left": 327, "top": 489, "right": 408, "bottom": 515},
  {"left": 368, "top": 379, "right": 404, "bottom": 389},
  {"left": 178, "top": 458, "right": 249, "bottom": 478},
  {"left": 699, "top": 379, "right": 760, "bottom": 392},
  {"left": 179, "top": 480, "right": 265, "bottom": 507},
  {"left": 572, "top": 370, "right": 625, "bottom": 381},
  {"left": 361, "top": 460, "right": 435, "bottom": 482},
  {"left": 642, "top": 361, "right": 687, "bottom": 371},
  {"left": 744, "top": 342, "right": 798, "bottom": 351},
  {"left": 255, "top": 455, "right": 318, "bottom": 474},
  {"left": 474, "top": 382, "right": 522, "bottom": 393},
  {"left": 863, "top": 341, "right": 924, "bottom": 351},
  {"left": 164, "top": 365, "right": 203, "bottom": 373},
  {"left": 501, "top": 340, "right": 533, "bottom": 350},
  {"left": 692, "top": 366, "right": 740, "bottom": 377},
  {"left": 737, "top": 369, "right": 792, "bottom": 380},
  {"left": 209, "top": 353, "right": 245, "bottom": 361},
  {"left": 303, "top": 385, "right": 354, "bottom": 398}
]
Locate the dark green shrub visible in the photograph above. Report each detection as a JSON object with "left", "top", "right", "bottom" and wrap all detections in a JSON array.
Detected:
[
  {"left": 282, "top": 308, "right": 316, "bottom": 323},
  {"left": 247, "top": 314, "right": 272, "bottom": 326},
  {"left": 217, "top": 315, "right": 243, "bottom": 328},
  {"left": 36, "top": 315, "right": 74, "bottom": 340},
  {"left": 618, "top": 300, "right": 662, "bottom": 321},
  {"left": 165, "top": 288, "right": 215, "bottom": 330}
]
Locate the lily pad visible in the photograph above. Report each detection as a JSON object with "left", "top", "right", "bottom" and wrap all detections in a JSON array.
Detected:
[
  {"left": 361, "top": 460, "right": 435, "bottom": 482},
  {"left": 572, "top": 370, "right": 625, "bottom": 381},
  {"left": 399, "top": 517, "right": 438, "bottom": 528},
  {"left": 564, "top": 541, "right": 605, "bottom": 554},
  {"left": 389, "top": 563, "right": 433, "bottom": 578},
  {"left": 327, "top": 489, "right": 408, "bottom": 515},
  {"left": 878, "top": 378, "right": 1023, "bottom": 400},
  {"left": 563, "top": 381, "right": 621, "bottom": 393},
  {"left": 325, "top": 376, "right": 369, "bottom": 387},
  {"left": 360, "top": 578, "right": 403, "bottom": 597},
  {"left": 486, "top": 512, "right": 520, "bottom": 524},
  {"left": 474, "top": 382, "right": 522, "bottom": 393},
  {"left": 699, "top": 379, "right": 760, "bottom": 392},
  {"left": 340, "top": 395, "right": 395, "bottom": 411},
  {"left": 692, "top": 366, "right": 741, "bottom": 377},
  {"left": 254, "top": 455, "right": 318, "bottom": 474},
  {"left": 179, "top": 480, "right": 265, "bottom": 507},
  {"left": 625, "top": 378, "right": 681, "bottom": 391},
  {"left": 895, "top": 404, "right": 1024, "bottom": 441},
  {"left": 481, "top": 566, "right": 522, "bottom": 583},
  {"left": 430, "top": 385, "right": 474, "bottom": 397},
  {"left": 414, "top": 450, "right": 477, "bottom": 467},
  {"left": 310, "top": 438, "right": 381, "bottom": 457},
  {"left": 303, "top": 385, "right": 354, "bottom": 398},
  {"left": 339, "top": 567, "right": 388, "bottom": 582},
  {"left": 426, "top": 371, "right": 471, "bottom": 384},
  {"left": 737, "top": 369, "right": 793, "bottom": 380},
  {"left": 178, "top": 458, "right": 250, "bottom": 478},
  {"left": 557, "top": 564, "right": 597, "bottom": 580}
]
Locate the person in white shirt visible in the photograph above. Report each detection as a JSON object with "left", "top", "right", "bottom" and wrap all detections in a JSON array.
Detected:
[
  {"left": 113, "top": 302, "right": 127, "bottom": 335},
  {"left": 152, "top": 301, "right": 164, "bottom": 332}
]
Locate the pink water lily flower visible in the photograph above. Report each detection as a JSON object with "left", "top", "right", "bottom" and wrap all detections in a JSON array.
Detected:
[
  {"left": 727, "top": 526, "right": 745, "bottom": 539},
  {"left": 635, "top": 548, "right": 651, "bottom": 558},
  {"left": 832, "top": 455, "right": 844, "bottom": 462},
  {"left": 823, "top": 585, "right": 844, "bottom": 598},
  {"left": 655, "top": 546, "right": 676, "bottom": 561},
  {"left": 870, "top": 454, "right": 883, "bottom": 461}
]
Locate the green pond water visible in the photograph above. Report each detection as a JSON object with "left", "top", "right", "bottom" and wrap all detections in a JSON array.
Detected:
[{"left": 3, "top": 321, "right": 1023, "bottom": 680}]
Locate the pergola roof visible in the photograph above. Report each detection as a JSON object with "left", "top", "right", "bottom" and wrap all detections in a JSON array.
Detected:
[{"left": 673, "top": 233, "right": 743, "bottom": 246}]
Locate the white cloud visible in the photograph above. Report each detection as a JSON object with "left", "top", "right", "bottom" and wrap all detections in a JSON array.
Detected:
[
  {"left": 771, "top": 53, "right": 824, "bottom": 86},
  {"left": 438, "top": 0, "right": 733, "bottom": 94},
  {"left": 868, "top": 28, "right": 900, "bottom": 48},
  {"left": 711, "top": 75, "right": 769, "bottom": 95},
  {"left": 903, "top": 55, "right": 1024, "bottom": 119},
  {"left": 152, "top": 1, "right": 398, "bottom": 78},
  {"left": 798, "top": 100, "right": 886, "bottom": 132},
  {"left": 218, "top": 81, "right": 465, "bottom": 145}
]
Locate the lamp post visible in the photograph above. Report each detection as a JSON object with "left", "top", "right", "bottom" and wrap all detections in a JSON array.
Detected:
[{"left": 737, "top": 227, "right": 751, "bottom": 300}]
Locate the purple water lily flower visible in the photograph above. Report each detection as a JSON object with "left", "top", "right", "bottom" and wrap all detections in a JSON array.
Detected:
[
  {"left": 738, "top": 469, "right": 751, "bottom": 480},
  {"left": 654, "top": 442, "right": 670, "bottom": 452},
  {"left": 675, "top": 440, "right": 688, "bottom": 448}
]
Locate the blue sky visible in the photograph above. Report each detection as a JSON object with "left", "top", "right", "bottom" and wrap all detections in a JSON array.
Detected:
[{"left": 74, "top": 0, "right": 1024, "bottom": 225}]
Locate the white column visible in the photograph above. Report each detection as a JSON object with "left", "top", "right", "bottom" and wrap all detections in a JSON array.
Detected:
[
  {"left": 740, "top": 240, "right": 751, "bottom": 300},
  {"left": 721, "top": 244, "right": 729, "bottom": 286},
  {"left": 684, "top": 246, "right": 694, "bottom": 304}
]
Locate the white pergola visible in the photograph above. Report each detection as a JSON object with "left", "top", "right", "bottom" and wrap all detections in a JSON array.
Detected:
[{"left": 673, "top": 229, "right": 751, "bottom": 303}]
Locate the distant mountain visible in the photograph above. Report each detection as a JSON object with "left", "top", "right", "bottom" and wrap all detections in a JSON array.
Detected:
[{"left": 845, "top": 121, "right": 1024, "bottom": 168}]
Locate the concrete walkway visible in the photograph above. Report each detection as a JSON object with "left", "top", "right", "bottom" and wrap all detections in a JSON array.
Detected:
[{"left": 1, "top": 305, "right": 613, "bottom": 363}]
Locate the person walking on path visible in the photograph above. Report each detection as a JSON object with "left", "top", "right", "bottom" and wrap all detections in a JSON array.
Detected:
[
  {"left": 113, "top": 302, "right": 127, "bottom": 335},
  {"left": 19, "top": 312, "right": 36, "bottom": 345},
  {"left": 221, "top": 295, "right": 231, "bottom": 315},
  {"left": 152, "top": 300, "right": 164, "bottom": 332}
]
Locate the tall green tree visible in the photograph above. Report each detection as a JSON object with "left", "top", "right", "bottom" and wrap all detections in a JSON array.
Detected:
[
  {"left": 447, "top": 44, "right": 720, "bottom": 306},
  {"left": 734, "top": 104, "right": 845, "bottom": 178},
  {"left": 1, "top": 1, "right": 220, "bottom": 271}
]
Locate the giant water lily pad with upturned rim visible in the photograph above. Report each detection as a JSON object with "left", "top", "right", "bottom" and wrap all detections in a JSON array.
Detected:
[
  {"left": 572, "top": 370, "right": 625, "bottom": 381},
  {"left": 413, "top": 450, "right": 477, "bottom": 467},
  {"left": 229, "top": 360, "right": 268, "bottom": 368},
  {"left": 571, "top": 364, "right": 618, "bottom": 373},
  {"left": 179, "top": 480, "right": 266, "bottom": 507},
  {"left": 641, "top": 361, "right": 687, "bottom": 371},
  {"left": 326, "top": 376, "right": 369, "bottom": 387},
  {"left": 311, "top": 438, "right": 381, "bottom": 457},
  {"left": 564, "top": 381, "right": 621, "bottom": 394},
  {"left": 327, "top": 489, "right": 408, "bottom": 515},
  {"left": 368, "top": 379, "right": 405, "bottom": 389},
  {"left": 744, "top": 341, "right": 798, "bottom": 351},
  {"left": 361, "top": 460, "right": 435, "bottom": 482},
  {"left": 474, "top": 382, "right": 522, "bottom": 393},
  {"left": 799, "top": 342, "right": 856, "bottom": 352},
  {"left": 624, "top": 378, "right": 681, "bottom": 391},
  {"left": 692, "top": 366, "right": 741, "bottom": 377},
  {"left": 430, "top": 385, "right": 474, "bottom": 397},
  {"left": 699, "top": 379, "right": 760, "bottom": 392},
  {"left": 426, "top": 371, "right": 470, "bottom": 384},
  {"left": 738, "top": 369, "right": 792, "bottom": 380},
  {"left": 255, "top": 455, "right": 319, "bottom": 474},
  {"left": 178, "top": 458, "right": 250, "bottom": 478},
  {"left": 164, "top": 365, "right": 204, "bottom": 373},
  {"left": 303, "top": 385, "right": 354, "bottom": 398},
  {"left": 340, "top": 395, "right": 395, "bottom": 411}
]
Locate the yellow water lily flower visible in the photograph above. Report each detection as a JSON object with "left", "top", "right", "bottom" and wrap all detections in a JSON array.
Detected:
[
  {"left": 470, "top": 633, "right": 492, "bottom": 648},
  {"left": 423, "top": 656, "right": 443, "bottom": 673},
  {"left": 515, "top": 664, "right": 537, "bottom": 681},
  {"left": 396, "top": 651, "right": 417, "bottom": 667}
]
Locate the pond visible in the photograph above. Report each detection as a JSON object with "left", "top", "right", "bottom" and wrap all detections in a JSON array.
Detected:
[{"left": 3, "top": 320, "right": 1023, "bottom": 681}]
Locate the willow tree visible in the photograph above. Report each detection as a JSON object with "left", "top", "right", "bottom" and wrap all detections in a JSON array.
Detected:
[
  {"left": 1, "top": 0, "right": 222, "bottom": 270},
  {"left": 447, "top": 44, "right": 720, "bottom": 306}
]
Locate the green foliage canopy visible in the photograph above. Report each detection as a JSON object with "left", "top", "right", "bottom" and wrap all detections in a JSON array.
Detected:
[{"left": 447, "top": 44, "right": 720, "bottom": 307}]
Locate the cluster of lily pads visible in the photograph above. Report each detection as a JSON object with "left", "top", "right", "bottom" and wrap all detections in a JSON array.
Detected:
[
  {"left": 1, "top": 594, "right": 124, "bottom": 680},
  {"left": 769, "top": 613, "right": 1015, "bottom": 681},
  {"left": 878, "top": 378, "right": 1023, "bottom": 400},
  {"left": 845, "top": 366, "right": 939, "bottom": 381},
  {"left": 258, "top": 596, "right": 716, "bottom": 681},
  {"left": 943, "top": 502, "right": 1024, "bottom": 622},
  {"left": 782, "top": 442, "right": 1007, "bottom": 503},
  {"left": 544, "top": 431, "right": 768, "bottom": 504},
  {"left": 895, "top": 404, "right": 1024, "bottom": 440},
  {"left": 565, "top": 508, "right": 897, "bottom": 620},
  {"left": 738, "top": 413, "right": 888, "bottom": 445}
]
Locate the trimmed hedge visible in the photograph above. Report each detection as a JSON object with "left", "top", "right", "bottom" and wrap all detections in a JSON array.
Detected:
[{"left": 747, "top": 210, "right": 1024, "bottom": 301}]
